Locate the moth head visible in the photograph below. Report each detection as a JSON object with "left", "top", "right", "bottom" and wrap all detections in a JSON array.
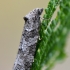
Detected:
[
  {"left": 23, "top": 8, "right": 43, "bottom": 22},
  {"left": 36, "top": 8, "right": 43, "bottom": 15}
]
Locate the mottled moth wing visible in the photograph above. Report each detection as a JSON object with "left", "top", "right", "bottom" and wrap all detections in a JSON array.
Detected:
[{"left": 13, "top": 8, "right": 43, "bottom": 70}]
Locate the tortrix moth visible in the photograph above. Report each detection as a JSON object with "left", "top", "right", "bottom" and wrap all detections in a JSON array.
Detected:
[{"left": 13, "top": 8, "right": 43, "bottom": 70}]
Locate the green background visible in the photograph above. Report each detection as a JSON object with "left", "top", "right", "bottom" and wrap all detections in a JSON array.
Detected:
[{"left": 0, "top": 0, "right": 70, "bottom": 70}]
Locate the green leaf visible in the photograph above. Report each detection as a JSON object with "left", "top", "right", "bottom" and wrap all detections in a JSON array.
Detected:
[{"left": 31, "top": 0, "right": 70, "bottom": 70}]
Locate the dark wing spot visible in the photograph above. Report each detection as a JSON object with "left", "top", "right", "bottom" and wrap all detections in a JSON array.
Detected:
[
  {"left": 32, "top": 17, "right": 36, "bottom": 23},
  {"left": 23, "top": 29, "right": 39, "bottom": 41},
  {"left": 29, "top": 43, "right": 37, "bottom": 56}
]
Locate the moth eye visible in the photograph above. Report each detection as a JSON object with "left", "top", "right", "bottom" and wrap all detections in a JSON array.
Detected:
[{"left": 23, "top": 17, "right": 29, "bottom": 22}]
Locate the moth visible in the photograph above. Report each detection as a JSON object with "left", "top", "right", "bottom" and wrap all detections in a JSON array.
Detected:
[{"left": 13, "top": 8, "right": 43, "bottom": 70}]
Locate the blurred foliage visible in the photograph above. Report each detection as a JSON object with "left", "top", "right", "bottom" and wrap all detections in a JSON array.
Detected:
[{"left": 31, "top": 0, "right": 70, "bottom": 70}]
